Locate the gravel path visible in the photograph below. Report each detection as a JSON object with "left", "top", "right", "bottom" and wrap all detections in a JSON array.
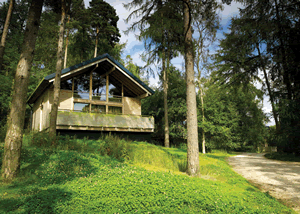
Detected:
[{"left": 227, "top": 153, "right": 300, "bottom": 213}]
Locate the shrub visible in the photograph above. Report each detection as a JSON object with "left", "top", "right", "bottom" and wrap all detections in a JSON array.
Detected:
[
  {"left": 0, "top": 124, "right": 7, "bottom": 142},
  {"left": 177, "top": 159, "right": 187, "bottom": 172},
  {"left": 96, "top": 135, "right": 132, "bottom": 162},
  {"left": 23, "top": 131, "right": 53, "bottom": 147}
]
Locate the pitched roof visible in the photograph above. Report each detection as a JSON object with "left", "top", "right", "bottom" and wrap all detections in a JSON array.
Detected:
[{"left": 27, "top": 53, "right": 154, "bottom": 104}]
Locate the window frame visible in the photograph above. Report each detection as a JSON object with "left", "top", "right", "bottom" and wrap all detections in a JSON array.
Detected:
[{"left": 61, "top": 69, "right": 124, "bottom": 114}]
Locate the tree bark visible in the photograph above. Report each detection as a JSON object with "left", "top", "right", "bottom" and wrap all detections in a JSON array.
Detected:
[
  {"left": 255, "top": 43, "right": 280, "bottom": 131},
  {"left": 0, "top": 0, "right": 14, "bottom": 71},
  {"left": 49, "top": 0, "right": 66, "bottom": 141},
  {"left": 2, "top": 0, "right": 44, "bottom": 180},
  {"left": 184, "top": 0, "right": 199, "bottom": 176},
  {"left": 64, "top": 15, "right": 70, "bottom": 69},
  {"left": 94, "top": 27, "right": 99, "bottom": 58},
  {"left": 163, "top": 48, "right": 170, "bottom": 147},
  {"left": 274, "top": 0, "right": 292, "bottom": 100},
  {"left": 200, "top": 87, "right": 205, "bottom": 154}
]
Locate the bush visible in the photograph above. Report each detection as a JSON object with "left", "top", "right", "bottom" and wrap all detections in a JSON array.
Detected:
[
  {"left": 177, "top": 159, "right": 187, "bottom": 172},
  {"left": 23, "top": 131, "right": 53, "bottom": 147},
  {"left": 0, "top": 124, "right": 7, "bottom": 143},
  {"left": 96, "top": 135, "right": 132, "bottom": 162}
]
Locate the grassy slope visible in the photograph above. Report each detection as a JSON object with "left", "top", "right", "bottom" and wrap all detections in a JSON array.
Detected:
[{"left": 0, "top": 137, "right": 295, "bottom": 214}]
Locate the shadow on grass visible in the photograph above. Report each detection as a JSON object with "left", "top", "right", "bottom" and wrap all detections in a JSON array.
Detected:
[
  {"left": 0, "top": 187, "right": 72, "bottom": 213},
  {"left": 0, "top": 144, "right": 124, "bottom": 213},
  {"left": 16, "top": 148, "right": 98, "bottom": 187}
]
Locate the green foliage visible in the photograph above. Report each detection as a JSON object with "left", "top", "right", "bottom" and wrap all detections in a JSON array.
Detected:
[
  {"left": 200, "top": 76, "right": 266, "bottom": 151},
  {"left": 265, "top": 152, "right": 300, "bottom": 162},
  {"left": 265, "top": 125, "right": 278, "bottom": 147},
  {"left": 89, "top": 0, "right": 120, "bottom": 47},
  {"left": 129, "top": 142, "right": 179, "bottom": 172},
  {"left": 24, "top": 132, "right": 132, "bottom": 162},
  {"left": 213, "top": 0, "right": 300, "bottom": 155},
  {"left": 0, "top": 137, "right": 293, "bottom": 213},
  {"left": 0, "top": 124, "right": 7, "bottom": 142},
  {"left": 142, "top": 68, "right": 187, "bottom": 146}
]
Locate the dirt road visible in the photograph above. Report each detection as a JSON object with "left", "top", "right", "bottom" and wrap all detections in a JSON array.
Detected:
[{"left": 227, "top": 153, "right": 300, "bottom": 213}]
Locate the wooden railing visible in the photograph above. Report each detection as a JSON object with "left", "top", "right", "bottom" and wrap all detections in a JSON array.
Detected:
[{"left": 56, "top": 110, "right": 154, "bottom": 132}]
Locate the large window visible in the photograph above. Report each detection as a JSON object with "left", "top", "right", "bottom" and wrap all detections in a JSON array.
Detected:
[
  {"left": 92, "top": 71, "right": 106, "bottom": 101},
  {"left": 60, "top": 69, "right": 123, "bottom": 114},
  {"left": 61, "top": 78, "right": 72, "bottom": 90},
  {"left": 74, "top": 103, "right": 89, "bottom": 112},
  {"left": 74, "top": 73, "right": 90, "bottom": 99},
  {"left": 108, "top": 106, "right": 122, "bottom": 114},
  {"left": 91, "top": 104, "right": 105, "bottom": 113},
  {"left": 108, "top": 77, "right": 122, "bottom": 103}
]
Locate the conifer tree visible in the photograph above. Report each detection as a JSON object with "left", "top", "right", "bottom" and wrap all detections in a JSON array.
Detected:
[
  {"left": 49, "top": 0, "right": 70, "bottom": 141},
  {"left": 88, "top": 0, "right": 120, "bottom": 57},
  {"left": 2, "top": 0, "right": 44, "bottom": 180},
  {"left": 0, "top": 0, "right": 14, "bottom": 71}
]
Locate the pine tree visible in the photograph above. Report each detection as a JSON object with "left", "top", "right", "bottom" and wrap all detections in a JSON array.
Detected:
[
  {"left": 49, "top": 0, "right": 70, "bottom": 141},
  {"left": 2, "top": 0, "right": 44, "bottom": 180},
  {"left": 0, "top": 0, "right": 14, "bottom": 71},
  {"left": 88, "top": 0, "right": 120, "bottom": 57}
]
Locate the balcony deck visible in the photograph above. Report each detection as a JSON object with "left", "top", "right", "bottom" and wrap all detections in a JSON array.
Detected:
[{"left": 56, "top": 111, "right": 154, "bottom": 132}]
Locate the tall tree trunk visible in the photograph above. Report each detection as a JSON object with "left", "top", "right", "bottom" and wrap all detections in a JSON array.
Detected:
[
  {"left": 256, "top": 42, "right": 280, "bottom": 131},
  {"left": 195, "top": 29, "right": 205, "bottom": 154},
  {"left": 49, "top": 0, "right": 66, "bottom": 141},
  {"left": 163, "top": 48, "right": 170, "bottom": 147},
  {"left": 64, "top": 15, "right": 70, "bottom": 69},
  {"left": 184, "top": 0, "right": 199, "bottom": 176},
  {"left": 2, "top": 0, "right": 43, "bottom": 180},
  {"left": 200, "top": 87, "right": 205, "bottom": 154},
  {"left": 0, "top": 0, "right": 14, "bottom": 71},
  {"left": 274, "top": 0, "right": 292, "bottom": 100},
  {"left": 94, "top": 27, "right": 99, "bottom": 58}
]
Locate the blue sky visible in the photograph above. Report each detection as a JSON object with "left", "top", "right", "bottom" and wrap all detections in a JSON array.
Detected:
[
  {"left": 0, "top": 0, "right": 275, "bottom": 126},
  {"left": 99, "top": 0, "right": 274, "bottom": 126}
]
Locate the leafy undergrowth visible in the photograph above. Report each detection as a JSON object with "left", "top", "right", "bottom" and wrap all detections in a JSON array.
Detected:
[
  {"left": 0, "top": 135, "right": 294, "bottom": 213},
  {"left": 265, "top": 152, "right": 300, "bottom": 162}
]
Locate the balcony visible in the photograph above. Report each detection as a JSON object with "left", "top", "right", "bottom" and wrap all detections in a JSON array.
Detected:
[{"left": 56, "top": 111, "right": 154, "bottom": 132}]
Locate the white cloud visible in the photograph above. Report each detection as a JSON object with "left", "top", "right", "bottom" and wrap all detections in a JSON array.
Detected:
[{"left": 220, "top": 2, "right": 243, "bottom": 17}]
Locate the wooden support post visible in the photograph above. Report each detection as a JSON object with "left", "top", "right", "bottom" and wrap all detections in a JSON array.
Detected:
[
  {"left": 122, "top": 83, "right": 124, "bottom": 114},
  {"left": 106, "top": 74, "right": 109, "bottom": 113},
  {"left": 71, "top": 77, "right": 74, "bottom": 110},
  {"left": 89, "top": 70, "right": 92, "bottom": 112}
]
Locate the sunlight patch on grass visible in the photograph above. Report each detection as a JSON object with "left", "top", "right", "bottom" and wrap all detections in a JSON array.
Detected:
[{"left": 0, "top": 134, "right": 295, "bottom": 213}]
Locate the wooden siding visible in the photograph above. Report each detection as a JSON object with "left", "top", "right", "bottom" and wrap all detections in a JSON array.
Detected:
[
  {"left": 123, "top": 97, "right": 141, "bottom": 115},
  {"left": 32, "top": 88, "right": 51, "bottom": 131},
  {"left": 32, "top": 89, "right": 145, "bottom": 132},
  {"left": 58, "top": 90, "right": 73, "bottom": 110}
]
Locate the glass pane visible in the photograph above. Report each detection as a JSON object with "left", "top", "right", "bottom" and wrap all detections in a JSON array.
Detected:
[
  {"left": 92, "top": 71, "right": 106, "bottom": 101},
  {"left": 108, "top": 95, "right": 122, "bottom": 103},
  {"left": 91, "top": 105, "right": 106, "bottom": 113},
  {"left": 108, "top": 106, "right": 122, "bottom": 114},
  {"left": 74, "top": 91, "right": 89, "bottom": 99},
  {"left": 74, "top": 103, "right": 89, "bottom": 112},
  {"left": 108, "top": 75, "right": 122, "bottom": 103},
  {"left": 61, "top": 78, "right": 72, "bottom": 90},
  {"left": 108, "top": 80, "right": 121, "bottom": 96},
  {"left": 74, "top": 72, "right": 90, "bottom": 99}
]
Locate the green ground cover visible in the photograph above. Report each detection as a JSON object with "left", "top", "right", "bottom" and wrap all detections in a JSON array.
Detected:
[
  {"left": 265, "top": 152, "right": 300, "bottom": 162},
  {"left": 0, "top": 134, "right": 295, "bottom": 213}
]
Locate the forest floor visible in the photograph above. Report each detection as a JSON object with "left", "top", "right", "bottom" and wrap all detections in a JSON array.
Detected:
[{"left": 227, "top": 153, "right": 300, "bottom": 213}]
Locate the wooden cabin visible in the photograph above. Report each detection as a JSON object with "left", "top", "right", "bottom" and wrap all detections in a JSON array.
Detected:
[{"left": 27, "top": 53, "right": 155, "bottom": 136}]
